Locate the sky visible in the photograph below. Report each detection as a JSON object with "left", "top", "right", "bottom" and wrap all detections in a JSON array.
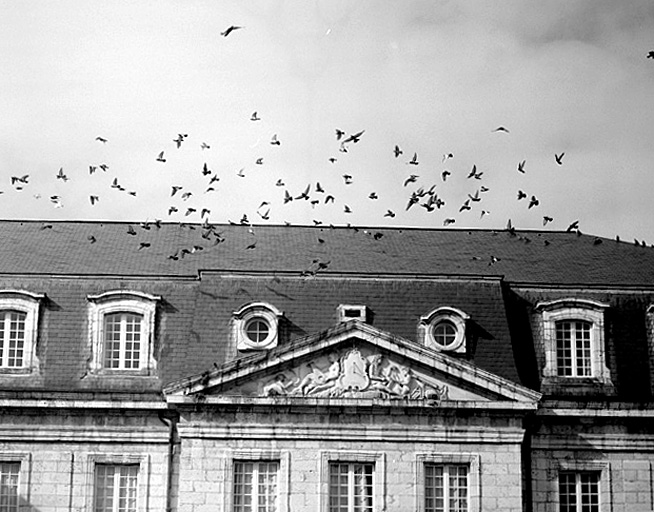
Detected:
[{"left": 2, "top": 0, "right": 654, "bottom": 242}]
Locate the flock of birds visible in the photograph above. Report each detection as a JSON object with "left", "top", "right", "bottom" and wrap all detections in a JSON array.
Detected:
[{"left": 6, "top": 32, "right": 654, "bottom": 264}]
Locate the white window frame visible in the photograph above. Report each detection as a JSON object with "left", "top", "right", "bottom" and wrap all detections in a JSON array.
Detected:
[
  {"left": 416, "top": 454, "right": 480, "bottom": 512},
  {"left": 536, "top": 299, "right": 612, "bottom": 387},
  {"left": 556, "top": 461, "right": 610, "bottom": 512},
  {"left": 223, "top": 450, "right": 290, "bottom": 512},
  {"left": 94, "top": 463, "right": 139, "bottom": 512},
  {"left": 0, "top": 290, "right": 44, "bottom": 373},
  {"left": 83, "top": 453, "right": 149, "bottom": 512},
  {"left": 337, "top": 305, "right": 369, "bottom": 324},
  {"left": 419, "top": 307, "right": 469, "bottom": 354},
  {"left": 87, "top": 291, "right": 160, "bottom": 375},
  {"left": 0, "top": 452, "right": 31, "bottom": 509},
  {"left": 233, "top": 302, "right": 283, "bottom": 352},
  {"left": 320, "top": 451, "right": 385, "bottom": 512}
]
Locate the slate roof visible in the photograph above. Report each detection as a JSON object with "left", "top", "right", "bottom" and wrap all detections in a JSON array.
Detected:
[{"left": 2, "top": 220, "right": 654, "bottom": 286}]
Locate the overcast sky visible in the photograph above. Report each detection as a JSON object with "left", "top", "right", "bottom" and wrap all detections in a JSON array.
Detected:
[{"left": 2, "top": 0, "right": 654, "bottom": 242}]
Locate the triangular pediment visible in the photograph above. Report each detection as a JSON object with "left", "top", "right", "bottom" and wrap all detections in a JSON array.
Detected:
[{"left": 164, "top": 320, "right": 541, "bottom": 407}]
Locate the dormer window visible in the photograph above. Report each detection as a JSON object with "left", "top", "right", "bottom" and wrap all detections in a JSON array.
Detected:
[
  {"left": 536, "top": 298, "right": 613, "bottom": 394},
  {"left": 337, "top": 305, "right": 369, "bottom": 324},
  {"left": 0, "top": 290, "right": 44, "bottom": 373},
  {"left": 233, "top": 302, "right": 283, "bottom": 351},
  {"left": 87, "top": 291, "right": 160, "bottom": 375},
  {"left": 419, "top": 307, "right": 469, "bottom": 354}
]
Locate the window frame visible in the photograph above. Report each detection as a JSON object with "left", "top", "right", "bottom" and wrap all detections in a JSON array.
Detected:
[
  {"left": 556, "top": 461, "right": 610, "bottom": 512},
  {"left": 419, "top": 307, "right": 469, "bottom": 354},
  {"left": 416, "top": 453, "right": 480, "bottom": 512},
  {"left": 536, "top": 299, "right": 612, "bottom": 392},
  {"left": 84, "top": 453, "right": 149, "bottom": 512},
  {"left": 94, "top": 462, "right": 139, "bottom": 512},
  {"left": 233, "top": 302, "right": 283, "bottom": 352},
  {"left": 0, "top": 452, "right": 31, "bottom": 509},
  {"left": 224, "top": 450, "right": 290, "bottom": 512},
  {"left": 320, "top": 451, "right": 385, "bottom": 512},
  {"left": 87, "top": 291, "right": 160, "bottom": 375},
  {"left": 0, "top": 290, "right": 44, "bottom": 374}
]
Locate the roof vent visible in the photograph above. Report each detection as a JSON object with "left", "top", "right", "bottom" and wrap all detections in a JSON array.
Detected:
[{"left": 337, "top": 305, "right": 369, "bottom": 324}]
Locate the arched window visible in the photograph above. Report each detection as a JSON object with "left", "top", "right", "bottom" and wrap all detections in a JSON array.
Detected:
[{"left": 0, "top": 290, "right": 44, "bottom": 373}]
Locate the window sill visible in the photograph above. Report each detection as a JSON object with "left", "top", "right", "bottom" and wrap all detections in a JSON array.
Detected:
[{"left": 541, "top": 376, "right": 615, "bottom": 397}]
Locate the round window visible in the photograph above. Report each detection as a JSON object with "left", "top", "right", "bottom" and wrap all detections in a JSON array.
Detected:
[
  {"left": 432, "top": 320, "right": 458, "bottom": 348},
  {"left": 245, "top": 318, "right": 270, "bottom": 344}
]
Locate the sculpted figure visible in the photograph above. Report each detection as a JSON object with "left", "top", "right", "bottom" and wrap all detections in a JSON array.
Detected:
[
  {"left": 293, "top": 358, "right": 340, "bottom": 396},
  {"left": 262, "top": 374, "right": 296, "bottom": 397}
]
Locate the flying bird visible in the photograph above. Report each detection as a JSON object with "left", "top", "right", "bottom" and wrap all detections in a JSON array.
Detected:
[
  {"left": 11, "top": 175, "right": 29, "bottom": 185},
  {"left": 517, "top": 190, "right": 527, "bottom": 200},
  {"left": 255, "top": 158, "right": 263, "bottom": 165},
  {"left": 528, "top": 195, "right": 539, "bottom": 209},
  {"left": 408, "top": 153, "right": 419, "bottom": 165},
  {"left": 517, "top": 160, "right": 526, "bottom": 173},
  {"left": 315, "top": 182, "right": 325, "bottom": 193},
  {"left": 467, "top": 165, "right": 483, "bottom": 179},
  {"left": 441, "top": 170, "right": 451, "bottom": 182},
  {"left": 138, "top": 242, "right": 151, "bottom": 250},
  {"left": 283, "top": 190, "right": 293, "bottom": 204},
  {"left": 202, "top": 163, "right": 211, "bottom": 176},
  {"left": 89, "top": 166, "right": 97, "bottom": 174},
  {"left": 443, "top": 218, "right": 456, "bottom": 226},
  {"left": 95, "top": 136, "right": 107, "bottom": 143},
  {"left": 384, "top": 210, "right": 396, "bottom": 218},
  {"left": 99, "top": 163, "right": 109, "bottom": 172},
  {"left": 127, "top": 225, "right": 137, "bottom": 236},
  {"left": 492, "top": 126, "right": 509, "bottom": 133},
  {"left": 236, "top": 168, "right": 245, "bottom": 177},
  {"left": 89, "top": 195, "right": 99, "bottom": 205},
  {"left": 543, "top": 216, "right": 553, "bottom": 226},
  {"left": 368, "top": 192, "right": 378, "bottom": 200},
  {"left": 276, "top": 179, "right": 285, "bottom": 187},
  {"left": 201, "top": 208, "right": 211, "bottom": 218},
  {"left": 343, "top": 130, "right": 365, "bottom": 144},
  {"left": 328, "top": 157, "right": 337, "bottom": 163},
  {"left": 270, "top": 134, "right": 280, "bottom": 145},
  {"left": 404, "top": 175, "right": 418, "bottom": 187},
  {"left": 296, "top": 184, "right": 310, "bottom": 200},
  {"left": 394, "top": 145, "right": 402, "bottom": 158},
  {"left": 468, "top": 190, "right": 481, "bottom": 202},
  {"left": 250, "top": 111, "right": 261, "bottom": 121},
  {"left": 258, "top": 209, "right": 270, "bottom": 220},
  {"left": 566, "top": 220, "right": 579, "bottom": 232},
  {"left": 181, "top": 192, "right": 192, "bottom": 200},
  {"left": 221, "top": 25, "right": 242, "bottom": 37},
  {"left": 647, "top": 50, "right": 654, "bottom": 59},
  {"left": 56, "top": 168, "right": 68, "bottom": 181},
  {"left": 342, "top": 175, "right": 353, "bottom": 185},
  {"left": 343, "top": 205, "right": 352, "bottom": 213},
  {"left": 173, "top": 134, "right": 185, "bottom": 148},
  {"left": 325, "top": 195, "right": 335, "bottom": 204},
  {"left": 156, "top": 151, "right": 166, "bottom": 163},
  {"left": 442, "top": 153, "right": 453, "bottom": 162},
  {"left": 335, "top": 129, "right": 345, "bottom": 140},
  {"left": 171, "top": 186, "right": 183, "bottom": 197},
  {"left": 555, "top": 152, "right": 565, "bottom": 165},
  {"left": 201, "top": 142, "right": 210, "bottom": 150},
  {"left": 459, "top": 199, "right": 471, "bottom": 212}
]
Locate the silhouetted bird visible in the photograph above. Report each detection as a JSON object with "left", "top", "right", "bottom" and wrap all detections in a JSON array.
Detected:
[{"left": 221, "top": 25, "right": 242, "bottom": 37}]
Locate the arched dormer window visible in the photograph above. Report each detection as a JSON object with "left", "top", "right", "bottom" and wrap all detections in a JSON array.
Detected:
[
  {"left": 419, "top": 306, "right": 470, "bottom": 354},
  {"left": 536, "top": 298, "right": 613, "bottom": 393},
  {"left": 0, "top": 290, "right": 44, "bottom": 373},
  {"left": 87, "top": 291, "right": 160, "bottom": 375},
  {"left": 233, "top": 302, "right": 283, "bottom": 352}
]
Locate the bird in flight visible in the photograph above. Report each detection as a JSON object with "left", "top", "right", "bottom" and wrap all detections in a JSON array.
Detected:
[
  {"left": 11, "top": 175, "right": 29, "bottom": 185},
  {"left": 171, "top": 186, "right": 183, "bottom": 197},
  {"left": 459, "top": 199, "right": 471, "bottom": 212},
  {"left": 492, "top": 126, "right": 509, "bottom": 133},
  {"left": 95, "top": 136, "right": 107, "bottom": 143},
  {"left": 404, "top": 175, "right": 418, "bottom": 187},
  {"left": 343, "top": 130, "right": 365, "bottom": 144},
  {"left": 443, "top": 218, "right": 456, "bottom": 226},
  {"left": 296, "top": 184, "right": 310, "bottom": 200},
  {"left": 408, "top": 153, "right": 419, "bottom": 166},
  {"left": 647, "top": 50, "right": 654, "bottom": 59},
  {"left": 335, "top": 129, "right": 346, "bottom": 140},
  {"left": 250, "top": 111, "right": 261, "bottom": 121},
  {"left": 255, "top": 158, "right": 264, "bottom": 165},
  {"left": 441, "top": 170, "right": 451, "bottom": 182},
  {"left": 221, "top": 25, "right": 242, "bottom": 37},
  {"left": 344, "top": 205, "right": 352, "bottom": 213},
  {"left": 566, "top": 220, "right": 579, "bottom": 232},
  {"left": 89, "top": 195, "right": 99, "bottom": 205},
  {"left": 56, "top": 168, "right": 69, "bottom": 182},
  {"left": 468, "top": 190, "right": 481, "bottom": 202},
  {"left": 517, "top": 190, "right": 527, "bottom": 200},
  {"left": 342, "top": 175, "right": 353, "bottom": 185},
  {"left": 467, "top": 165, "right": 482, "bottom": 179},
  {"left": 555, "top": 152, "right": 565, "bottom": 165},
  {"left": 384, "top": 209, "right": 395, "bottom": 218},
  {"left": 517, "top": 160, "right": 526, "bottom": 173},
  {"left": 328, "top": 157, "right": 337, "bottom": 164},
  {"left": 173, "top": 134, "right": 187, "bottom": 148},
  {"left": 200, "top": 142, "right": 210, "bottom": 150},
  {"left": 369, "top": 192, "right": 378, "bottom": 200},
  {"left": 543, "top": 216, "right": 553, "bottom": 226},
  {"left": 236, "top": 168, "right": 246, "bottom": 177},
  {"left": 276, "top": 179, "right": 285, "bottom": 187},
  {"left": 181, "top": 192, "right": 192, "bottom": 201},
  {"left": 315, "top": 182, "right": 325, "bottom": 193},
  {"left": 283, "top": 190, "right": 293, "bottom": 204},
  {"left": 270, "top": 134, "right": 280, "bottom": 145},
  {"left": 528, "top": 195, "right": 539, "bottom": 209},
  {"left": 156, "top": 151, "right": 166, "bottom": 163},
  {"left": 394, "top": 145, "right": 403, "bottom": 158},
  {"left": 442, "top": 153, "right": 453, "bottom": 162}
]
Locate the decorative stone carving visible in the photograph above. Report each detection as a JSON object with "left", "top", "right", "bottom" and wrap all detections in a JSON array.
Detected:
[{"left": 260, "top": 348, "right": 448, "bottom": 401}]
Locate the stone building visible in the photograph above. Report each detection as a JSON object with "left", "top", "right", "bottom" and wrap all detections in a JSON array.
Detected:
[{"left": 0, "top": 219, "right": 653, "bottom": 512}]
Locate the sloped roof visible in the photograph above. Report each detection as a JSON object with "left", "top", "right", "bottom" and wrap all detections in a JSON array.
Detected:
[{"left": 1, "top": 220, "right": 654, "bottom": 286}]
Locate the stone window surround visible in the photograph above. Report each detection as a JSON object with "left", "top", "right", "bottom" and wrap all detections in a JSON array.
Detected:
[
  {"left": 556, "top": 460, "right": 611, "bottom": 512},
  {"left": 222, "top": 449, "right": 291, "bottom": 512},
  {"left": 83, "top": 452, "right": 150, "bottom": 512},
  {"left": 536, "top": 298, "right": 612, "bottom": 390},
  {"left": 233, "top": 302, "right": 283, "bottom": 352},
  {"left": 337, "top": 304, "right": 369, "bottom": 324},
  {"left": 320, "top": 450, "right": 386, "bottom": 512},
  {"left": 0, "top": 290, "right": 44, "bottom": 374},
  {"left": 0, "top": 451, "right": 31, "bottom": 503},
  {"left": 419, "top": 306, "right": 470, "bottom": 354},
  {"left": 415, "top": 452, "right": 481, "bottom": 512},
  {"left": 87, "top": 290, "right": 160, "bottom": 375}
]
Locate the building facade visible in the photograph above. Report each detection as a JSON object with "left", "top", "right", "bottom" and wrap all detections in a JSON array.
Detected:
[{"left": 0, "top": 220, "right": 653, "bottom": 512}]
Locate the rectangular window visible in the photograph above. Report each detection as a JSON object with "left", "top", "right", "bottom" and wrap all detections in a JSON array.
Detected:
[
  {"left": 233, "top": 460, "right": 279, "bottom": 512},
  {"left": 559, "top": 472, "right": 599, "bottom": 512},
  {"left": 0, "top": 462, "right": 20, "bottom": 512},
  {"left": 425, "top": 464, "right": 468, "bottom": 512},
  {"left": 556, "top": 321, "right": 592, "bottom": 377},
  {"left": 94, "top": 463, "right": 138, "bottom": 512},
  {"left": 103, "top": 313, "right": 143, "bottom": 370},
  {"left": 0, "top": 312, "right": 26, "bottom": 368},
  {"left": 329, "top": 462, "right": 374, "bottom": 512}
]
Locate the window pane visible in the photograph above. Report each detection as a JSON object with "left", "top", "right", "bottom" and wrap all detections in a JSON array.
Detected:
[
  {"left": 103, "top": 313, "right": 143, "bottom": 370},
  {"left": 234, "top": 461, "right": 278, "bottom": 512},
  {"left": 559, "top": 472, "right": 599, "bottom": 512},
  {"left": 425, "top": 464, "right": 468, "bottom": 512},
  {"left": 0, "top": 462, "right": 20, "bottom": 512},
  {"left": 556, "top": 321, "right": 592, "bottom": 377},
  {"left": 0, "top": 311, "right": 26, "bottom": 368},
  {"left": 95, "top": 464, "right": 138, "bottom": 512},
  {"left": 329, "top": 462, "right": 373, "bottom": 512}
]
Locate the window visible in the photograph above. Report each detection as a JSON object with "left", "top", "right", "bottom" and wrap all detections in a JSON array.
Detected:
[
  {"left": 416, "top": 454, "right": 480, "bottom": 512},
  {"left": 559, "top": 472, "right": 600, "bottom": 512},
  {"left": 0, "top": 462, "right": 20, "bottom": 512},
  {"left": 419, "top": 307, "right": 469, "bottom": 354},
  {"left": 328, "top": 462, "right": 374, "bottom": 512},
  {"left": 536, "top": 299, "right": 613, "bottom": 393},
  {"left": 0, "top": 290, "right": 43, "bottom": 373},
  {"left": 233, "top": 302, "right": 283, "bottom": 351},
  {"left": 425, "top": 464, "right": 468, "bottom": 512},
  {"left": 94, "top": 464, "right": 138, "bottom": 512},
  {"left": 337, "top": 305, "right": 369, "bottom": 324},
  {"left": 233, "top": 461, "right": 279, "bottom": 512},
  {"left": 87, "top": 291, "right": 160, "bottom": 374},
  {"left": 556, "top": 321, "right": 592, "bottom": 377}
]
